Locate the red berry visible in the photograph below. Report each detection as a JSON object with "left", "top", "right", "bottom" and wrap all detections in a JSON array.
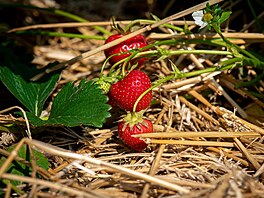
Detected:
[
  {"left": 104, "top": 34, "right": 148, "bottom": 68},
  {"left": 118, "top": 118, "right": 153, "bottom": 151},
  {"left": 109, "top": 70, "right": 152, "bottom": 112}
]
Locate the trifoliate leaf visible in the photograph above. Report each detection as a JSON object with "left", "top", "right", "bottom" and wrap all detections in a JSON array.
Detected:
[
  {"left": 0, "top": 45, "right": 60, "bottom": 116},
  {"left": 44, "top": 80, "right": 111, "bottom": 127}
]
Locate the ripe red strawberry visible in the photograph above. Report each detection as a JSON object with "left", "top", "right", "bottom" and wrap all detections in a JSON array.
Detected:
[
  {"left": 109, "top": 70, "right": 152, "bottom": 112},
  {"left": 118, "top": 117, "right": 153, "bottom": 151},
  {"left": 104, "top": 33, "right": 148, "bottom": 68}
]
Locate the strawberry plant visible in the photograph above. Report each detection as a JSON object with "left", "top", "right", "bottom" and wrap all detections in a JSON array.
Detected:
[{"left": 1, "top": 1, "right": 264, "bottom": 197}]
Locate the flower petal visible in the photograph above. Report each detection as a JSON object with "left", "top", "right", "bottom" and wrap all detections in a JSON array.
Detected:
[
  {"left": 192, "top": 10, "right": 203, "bottom": 21},
  {"left": 199, "top": 22, "right": 208, "bottom": 29}
]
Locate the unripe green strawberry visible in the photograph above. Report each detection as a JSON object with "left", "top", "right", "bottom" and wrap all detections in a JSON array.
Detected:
[{"left": 109, "top": 70, "right": 152, "bottom": 112}]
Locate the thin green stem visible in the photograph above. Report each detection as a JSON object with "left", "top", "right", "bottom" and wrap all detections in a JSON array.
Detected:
[
  {"left": 15, "top": 30, "right": 105, "bottom": 40},
  {"left": 212, "top": 23, "right": 258, "bottom": 60},
  {"left": 169, "top": 49, "right": 232, "bottom": 56},
  {"left": 133, "top": 62, "right": 241, "bottom": 112},
  {"left": 109, "top": 57, "right": 127, "bottom": 75},
  {"left": 219, "top": 57, "right": 242, "bottom": 66},
  {"left": 51, "top": 9, "right": 111, "bottom": 35},
  {"left": 134, "top": 49, "right": 232, "bottom": 59},
  {"left": 110, "top": 48, "right": 233, "bottom": 78},
  {"left": 133, "top": 75, "right": 174, "bottom": 112},
  {"left": 100, "top": 55, "right": 116, "bottom": 77},
  {"left": 0, "top": 3, "right": 111, "bottom": 35},
  {"left": 236, "top": 71, "right": 264, "bottom": 88}
]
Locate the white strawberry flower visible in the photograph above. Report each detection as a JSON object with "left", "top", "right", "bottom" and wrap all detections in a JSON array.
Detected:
[{"left": 192, "top": 10, "right": 208, "bottom": 29}]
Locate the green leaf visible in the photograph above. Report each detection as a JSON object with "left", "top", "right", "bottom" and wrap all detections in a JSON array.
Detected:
[
  {"left": 25, "top": 112, "right": 47, "bottom": 126},
  {"left": 219, "top": 11, "right": 232, "bottom": 24},
  {"left": 0, "top": 144, "right": 49, "bottom": 186},
  {"left": 38, "top": 80, "right": 111, "bottom": 127},
  {"left": 0, "top": 66, "right": 60, "bottom": 116},
  {"left": 0, "top": 45, "right": 60, "bottom": 116}
]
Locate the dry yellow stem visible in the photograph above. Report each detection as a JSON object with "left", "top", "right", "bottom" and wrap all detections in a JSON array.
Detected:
[
  {"left": 179, "top": 96, "right": 220, "bottom": 125},
  {"left": 148, "top": 32, "right": 264, "bottom": 40},
  {"left": 150, "top": 139, "right": 234, "bottom": 147},
  {"left": 206, "top": 147, "right": 249, "bottom": 166},
  {"left": 134, "top": 131, "right": 260, "bottom": 138},
  {"left": 234, "top": 138, "right": 261, "bottom": 170}
]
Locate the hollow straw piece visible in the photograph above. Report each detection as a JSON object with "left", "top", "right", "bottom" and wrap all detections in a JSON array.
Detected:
[{"left": 133, "top": 131, "right": 260, "bottom": 138}]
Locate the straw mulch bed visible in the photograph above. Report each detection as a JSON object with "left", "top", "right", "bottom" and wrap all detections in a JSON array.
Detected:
[{"left": 0, "top": 0, "right": 264, "bottom": 197}]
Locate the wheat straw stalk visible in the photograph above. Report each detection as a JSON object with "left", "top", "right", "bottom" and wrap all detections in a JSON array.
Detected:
[
  {"left": 8, "top": 20, "right": 196, "bottom": 33},
  {"left": 2, "top": 173, "right": 94, "bottom": 197},
  {"left": 141, "top": 105, "right": 174, "bottom": 198},
  {"left": 188, "top": 90, "right": 264, "bottom": 135},
  {"left": 0, "top": 138, "right": 25, "bottom": 177},
  {"left": 206, "top": 147, "right": 249, "bottom": 166},
  {"left": 23, "top": 138, "right": 189, "bottom": 193},
  {"left": 214, "top": 106, "right": 264, "bottom": 135},
  {"left": 155, "top": 175, "right": 215, "bottom": 188},
  {"left": 179, "top": 96, "right": 220, "bottom": 125},
  {"left": 161, "top": 72, "right": 221, "bottom": 90},
  {"left": 148, "top": 32, "right": 264, "bottom": 40},
  {"left": 254, "top": 163, "right": 264, "bottom": 177},
  {"left": 208, "top": 174, "right": 231, "bottom": 197},
  {"left": 133, "top": 131, "right": 260, "bottom": 138},
  {"left": 211, "top": 79, "right": 248, "bottom": 119},
  {"left": 233, "top": 138, "right": 261, "bottom": 170},
  {"left": 220, "top": 75, "right": 264, "bottom": 108},
  {"left": 188, "top": 90, "right": 214, "bottom": 110},
  {"left": 149, "top": 139, "right": 234, "bottom": 147}
]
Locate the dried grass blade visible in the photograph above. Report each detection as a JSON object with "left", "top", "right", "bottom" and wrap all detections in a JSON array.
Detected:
[
  {"left": 133, "top": 131, "right": 260, "bottom": 138},
  {"left": 179, "top": 96, "right": 220, "bottom": 125},
  {"left": 150, "top": 139, "right": 234, "bottom": 147},
  {"left": 26, "top": 138, "right": 190, "bottom": 194},
  {"left": 233, "top": 138, "right": 261, "bottom": 170},
  {"left": 206, "top": 147, "right": 249, "bottom": 166}
]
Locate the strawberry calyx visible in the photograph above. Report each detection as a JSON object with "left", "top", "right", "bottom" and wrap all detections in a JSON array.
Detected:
[
  {"left": 110, "top": 17, "right": 127, "bottom": 35},
  {"left": 94, "top": 68, "right": 124, "bottom": 94},
  {"left": 94, "top": 77, "right": 112, "bottom": 94},
  {"left": 111, "top": 17, "right": 142, "bottom": 35},
  {"left": 121, "top": 110, "right": 145, "bottom": 130},
  {"left": 118, "top": 111, "right": 153, "bottom": 151}
]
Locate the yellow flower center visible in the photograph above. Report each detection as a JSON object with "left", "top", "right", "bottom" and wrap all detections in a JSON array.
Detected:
[{"left": 203, "top": 13, "right": 213, "bottom": 22}]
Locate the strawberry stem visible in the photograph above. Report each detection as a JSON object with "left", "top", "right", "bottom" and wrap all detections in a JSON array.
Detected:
[
  {"left": 132, "top": 60, "right": 244, "bottom": 112},
  {"left": 110, "top": 48, "right": 232, "bottom": 76},
  {"left": 133, "top": 49, "right": 232, "bottom": 59},
  {"left": 132, "top": 75, "right": 174, "bottom": 112},
  {"left": 109, "top": 56, "right": 128, "bottom": 76},
  {"left": 121, "top": 50, "right": 141, "bottom": 76},
  {"left": 100, "top": 54, "right": 117, "bottom": 77}
]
